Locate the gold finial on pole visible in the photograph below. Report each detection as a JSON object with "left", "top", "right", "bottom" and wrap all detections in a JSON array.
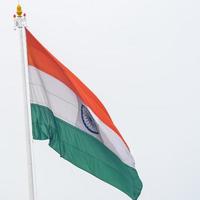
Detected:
[
  {"left": 13, "top": 3, "right": 26, "bottom": 29},
  {"left": 16, "top": 4, "right": 23, "bottom": 17}
]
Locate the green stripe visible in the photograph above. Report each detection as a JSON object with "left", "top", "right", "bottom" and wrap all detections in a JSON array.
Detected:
[{"left": 31, "top": 103, "right": 142, "bottom": 200}]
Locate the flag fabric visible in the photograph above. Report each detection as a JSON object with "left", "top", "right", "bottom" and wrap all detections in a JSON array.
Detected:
[{"left": 25, "top": 28, "right": 142, "bottom": 200}]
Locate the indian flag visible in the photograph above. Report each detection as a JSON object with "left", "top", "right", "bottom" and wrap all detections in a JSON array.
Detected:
[{"left": 26, "top": 28, "right": 142, "bottom": 200}]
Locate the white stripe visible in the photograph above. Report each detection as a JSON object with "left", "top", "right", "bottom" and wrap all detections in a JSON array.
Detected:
[
  {"left": 29, "top": 66, "right": 79, "bottom": 125},
  {"left": 29, "top": 65, "right": 135, "bottom": 168}
]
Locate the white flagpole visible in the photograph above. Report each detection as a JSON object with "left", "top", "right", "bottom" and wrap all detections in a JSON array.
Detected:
[{"left": 14, "top": 4, "right": 36, "bottom": 200}]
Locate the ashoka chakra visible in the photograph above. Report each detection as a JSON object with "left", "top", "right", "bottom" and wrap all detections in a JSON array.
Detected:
[{"left": 81, "top": 105, "right": 99, "bottom": 134}]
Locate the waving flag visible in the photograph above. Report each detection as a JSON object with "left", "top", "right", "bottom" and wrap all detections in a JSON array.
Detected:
[{"left": 26, "top": 28, "right": 142, "bottom": 200}]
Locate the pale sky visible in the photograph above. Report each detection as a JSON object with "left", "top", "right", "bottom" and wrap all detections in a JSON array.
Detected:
[{"left": 1, "top": 0, "right": 200, "bottom": 199}]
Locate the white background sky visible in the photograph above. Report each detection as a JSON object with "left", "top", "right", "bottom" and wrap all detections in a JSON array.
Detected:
[{"left": 1, "top": 0, "right": 200, "bottom": 199}]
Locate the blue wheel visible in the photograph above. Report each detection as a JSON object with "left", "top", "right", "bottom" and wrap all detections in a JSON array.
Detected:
[{"left": 81, "top": 105, "right": 99, "bottom": 134}]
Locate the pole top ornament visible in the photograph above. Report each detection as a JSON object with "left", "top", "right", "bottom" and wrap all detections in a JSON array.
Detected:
[
  {"left": 13, "top": 3, "right": 26, "bottom": 29},
  {"left": 16, "top": 4, "right": 23, "bottom": 17}
]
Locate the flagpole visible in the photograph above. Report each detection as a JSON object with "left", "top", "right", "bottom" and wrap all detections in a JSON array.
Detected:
[{"left": 14, "top": 4, "right": 36, "bottom": 200}]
